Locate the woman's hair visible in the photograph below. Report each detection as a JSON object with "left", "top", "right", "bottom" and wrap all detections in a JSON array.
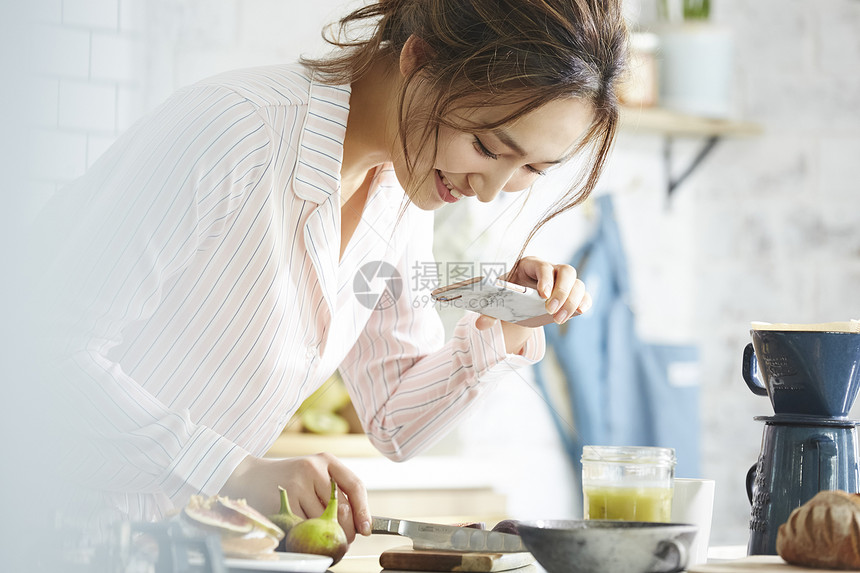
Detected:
[{"left": 302, "top": 0, "right": 628, "bottom": 260}]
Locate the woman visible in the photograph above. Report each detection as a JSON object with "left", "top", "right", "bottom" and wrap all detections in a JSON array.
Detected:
[{"left": 34, "top": 0, "right": 626, "bottom": 541}]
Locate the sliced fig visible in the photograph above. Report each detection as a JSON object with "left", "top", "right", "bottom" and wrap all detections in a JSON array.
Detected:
[
  {"left": 217, "top": 496, "right": 284, "bottom": 540},
  {"left": 221, "top": 534, "right": 281, "bottom": 559},
  {"left": 183, "top": 495, "right": 254, "bottom": 535}
]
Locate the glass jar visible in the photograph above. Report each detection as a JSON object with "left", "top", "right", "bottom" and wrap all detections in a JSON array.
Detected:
[
  {"left": 617, "top": 32, "right": 659, "bottom": 107},
  {"left": 582, "top": 445, "right": 676, "bottom": 522}
]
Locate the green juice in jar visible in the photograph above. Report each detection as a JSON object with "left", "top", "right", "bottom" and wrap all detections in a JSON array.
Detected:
[{"left": 584, "top": 485, "right": 673, "bottom": 522}]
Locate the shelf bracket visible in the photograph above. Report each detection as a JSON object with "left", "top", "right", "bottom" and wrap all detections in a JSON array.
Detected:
[{"left": 664, "top": 135, "right": 720, "bottom": 199}]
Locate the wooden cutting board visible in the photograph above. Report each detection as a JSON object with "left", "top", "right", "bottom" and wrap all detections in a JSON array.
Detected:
[
  {"left": 687, "top": 555, "right": 846, "bottom": 572},
  {"left": 379, "top": 545, "right": 535, "bottom": 572}
]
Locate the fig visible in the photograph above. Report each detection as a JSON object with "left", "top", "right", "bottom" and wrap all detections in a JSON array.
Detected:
[
  {"left": 269, "top": 487, "right": 304, "bottom": 551},
  {"left": 285, "top": 372, "right": 353, "bottom": 434},
  {"left": 491, "top": 519, "right": 521, "bottom": 536},
  {"left": 301, "top": 409, "right": 349, "bottom": 435},
  {"left": 298, "top": 373, "right": 351, "bottom": 414},
  {"left": 284, "top": 479, "right": 348, "bottom": 564}
]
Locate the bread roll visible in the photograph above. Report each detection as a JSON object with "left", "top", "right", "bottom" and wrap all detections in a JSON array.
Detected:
[{"left": 776, "top": 490, "right": 860, "bottom": 569}]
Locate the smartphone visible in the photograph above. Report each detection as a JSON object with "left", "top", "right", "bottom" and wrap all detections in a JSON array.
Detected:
[{"left": 430, "top": 276, "right": 555, "bottom": 327}]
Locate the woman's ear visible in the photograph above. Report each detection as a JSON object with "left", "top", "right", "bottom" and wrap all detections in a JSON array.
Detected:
[{"left": 399, "top": 34, "right": 432, "bottom": 76}]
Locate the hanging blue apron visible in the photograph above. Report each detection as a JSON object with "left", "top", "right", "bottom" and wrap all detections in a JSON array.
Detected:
[{"left": 533, "top": 194, "right": 700, "bottom": 484}]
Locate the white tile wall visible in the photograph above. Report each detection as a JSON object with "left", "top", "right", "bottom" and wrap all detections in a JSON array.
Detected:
[
  {"left": 87, "top": 133, "right": 119, "bottom": 169},
  {"left": 32, "top": 0, "right": 63, "bottom": 24},
  {"left": 63, "top": 0, "right": 119, "bottom": 29},
  {"left": 30, "top": 78, "right": 60, "bottom": 128},
  {"left": 59, "top": 80, "right": 116, "bottom": 131},
  {"left": 119, "top": 0, "right": 147, "bottom": 33},
  {"left": 91, "top": 32, "right": 137, "bottom": 82},
  {"left": 36, "top": 25, "right": 91, "bottom": 78},
  {"left": 30, "top": 129, "right": 89, "bottom": 182},
  {"left": 30, "top": 0, "right": 146, "bottom": 192},
  {"left": 236, "top": 0, "right": 346, "bottom": 59},
  {"left": 116, "top": 84, "right": 146, "bottom": 132}
]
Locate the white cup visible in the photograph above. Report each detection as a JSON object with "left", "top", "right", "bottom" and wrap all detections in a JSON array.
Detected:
[{"left": 670, "top": 478, "right": 716, "bottom": 565}]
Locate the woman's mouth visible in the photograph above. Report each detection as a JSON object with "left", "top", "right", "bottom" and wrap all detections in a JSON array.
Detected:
[{"left": 435, "top": 170, "right": 464, "bottom": 203}]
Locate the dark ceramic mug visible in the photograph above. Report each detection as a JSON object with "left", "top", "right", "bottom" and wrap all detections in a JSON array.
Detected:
[{"left": 742, "top": 330, "right": 860, "bottom": 418}]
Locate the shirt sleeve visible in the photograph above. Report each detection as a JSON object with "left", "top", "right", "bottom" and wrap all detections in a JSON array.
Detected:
[
  {"left": 32, "top": 84, "right": 273, "bottom": 513},
  {"left": 338, "top": 209, "right": 546, "bottom": 462}
]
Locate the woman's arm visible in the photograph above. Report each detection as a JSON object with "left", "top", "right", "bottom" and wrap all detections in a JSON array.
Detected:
[
  {"left": 33, "top": 84, "right": 272, "bottom": 516},
  {"left": 337, "top": 208, "right": 546, "bottom": 462}
]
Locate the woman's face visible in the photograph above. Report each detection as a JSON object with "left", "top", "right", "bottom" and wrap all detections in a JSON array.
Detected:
[{"left": 395, "top": 97, "right": 594, "bottom": 210}]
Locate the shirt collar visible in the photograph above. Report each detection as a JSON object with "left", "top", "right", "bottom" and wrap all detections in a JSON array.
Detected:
[{"left": 292, "top": 75, "right": 352, "bottom": 204}]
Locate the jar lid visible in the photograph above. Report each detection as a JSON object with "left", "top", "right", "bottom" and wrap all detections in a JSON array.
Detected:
[{"left": 581, "top": 445, "right": 676, "bottom": 465}]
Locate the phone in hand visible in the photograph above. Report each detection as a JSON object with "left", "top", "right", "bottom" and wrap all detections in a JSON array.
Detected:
[{"left": 430, "top": 276, "right": 555, "bottom": 327}]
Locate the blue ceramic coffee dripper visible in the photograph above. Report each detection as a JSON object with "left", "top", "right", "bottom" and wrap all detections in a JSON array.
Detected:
[
  {"left": 743, "top": 328, "right": 860, "bottom": 555},
  {"left": 743, "top": 329, "right": 860, "bottom": 418}
]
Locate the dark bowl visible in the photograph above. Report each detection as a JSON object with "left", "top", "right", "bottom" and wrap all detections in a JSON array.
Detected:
[{"left": 517, "top": 520, "right": 698, "bottom": 573}]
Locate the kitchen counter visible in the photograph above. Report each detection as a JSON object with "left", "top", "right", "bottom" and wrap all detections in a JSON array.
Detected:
[
  {"left": 328, "top": 539, "right": 749, "bottom": 573},
  {"left": 330, "top": 535, "right": 410, "bottom": 573}
]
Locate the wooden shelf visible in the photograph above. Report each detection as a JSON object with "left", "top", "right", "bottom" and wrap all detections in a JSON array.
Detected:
[
  {"left": 620, "top": 105, "right": 762, "bottom": 137},
  {"left": 617, "top": 106, "right": 762, "bottom": 196},
  {"left": 265, "top": 432, "right": 382, "bottom": 458}
]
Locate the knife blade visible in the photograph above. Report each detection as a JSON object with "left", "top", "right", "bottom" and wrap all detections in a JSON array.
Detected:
[{"left": 371, "top": 516, "right": 528, "bottom": 553}]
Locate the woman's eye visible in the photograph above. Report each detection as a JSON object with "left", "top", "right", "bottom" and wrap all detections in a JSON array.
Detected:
[
  {"left": 473, "top": 137, "right": 498, "bottom": 160},
  {"left": 473, "top": 135, "right": 547, "bottom": 176}
]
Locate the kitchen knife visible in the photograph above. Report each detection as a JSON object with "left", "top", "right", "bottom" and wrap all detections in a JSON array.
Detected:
[{"left": 371, "top": 516, "right": 528, "bottom": 553}]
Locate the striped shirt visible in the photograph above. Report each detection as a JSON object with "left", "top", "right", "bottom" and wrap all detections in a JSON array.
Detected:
[{"left": 36, "top": 64, "right": 545, "bottom": 521}]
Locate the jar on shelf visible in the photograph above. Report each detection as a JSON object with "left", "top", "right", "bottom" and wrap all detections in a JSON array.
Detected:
[{"left": 618, "top": 32, "right": 659, "bottom": 108}]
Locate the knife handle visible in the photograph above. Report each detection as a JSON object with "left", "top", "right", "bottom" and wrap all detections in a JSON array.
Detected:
[{"left": 370, "top": 516, "right": 402, "bottom": 535}]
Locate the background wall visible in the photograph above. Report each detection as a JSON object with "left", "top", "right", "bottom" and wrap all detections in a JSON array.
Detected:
[{"left": 21, "top": 0, "right": 860, "bottom": 548}]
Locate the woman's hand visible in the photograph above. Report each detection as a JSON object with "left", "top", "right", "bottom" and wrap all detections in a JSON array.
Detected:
[
  {"left": 219, "top": 453, "right": 371, "bottom": 542},
  {"left": 475, "top": 256, "right": 592, "bottom": 354}
]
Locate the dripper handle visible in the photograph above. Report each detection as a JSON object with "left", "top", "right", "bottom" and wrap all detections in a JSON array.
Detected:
[{"left": 743, "top": 343, "right": 769, "bottom": 396}]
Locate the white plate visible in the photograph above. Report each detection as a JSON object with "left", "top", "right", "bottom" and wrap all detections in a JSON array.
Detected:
[{"left": 224, "top": 552, "right": 333, "bottom": 572}]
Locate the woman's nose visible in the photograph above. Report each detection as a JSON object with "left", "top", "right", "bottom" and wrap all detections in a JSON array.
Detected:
[{"left": 471, "top": 168, "right": 518, "bottom": 203}]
